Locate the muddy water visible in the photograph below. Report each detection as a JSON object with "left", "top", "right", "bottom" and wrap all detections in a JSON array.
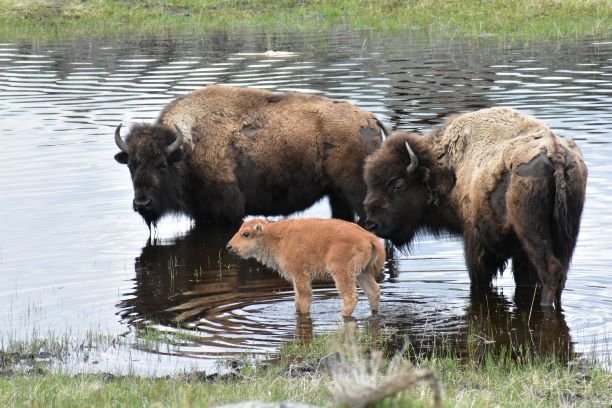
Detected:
[{"left": 0, "top": 31, "right": 611, "bottom": 375}]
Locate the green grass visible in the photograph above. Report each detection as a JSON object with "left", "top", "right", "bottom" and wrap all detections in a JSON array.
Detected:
[
  {"left": 0, "top": 325, "right": 610, "bottom": 407},
  {"left": 0, "top": 0, "right": 610, "bottom": 42},
  {"left": 1, "top": 358, "right": 609, "bottom": 407}
]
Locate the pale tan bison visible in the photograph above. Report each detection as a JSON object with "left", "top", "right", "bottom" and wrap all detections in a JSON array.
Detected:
[
  {"left": 226, "top": 218, "right": 384, "bottom": 318},
  {"left": 364, "top": 107, "right": 587, "bottom": 308},
  {"left": 114, "top": 85, "right": 386, "bottom": 228}
]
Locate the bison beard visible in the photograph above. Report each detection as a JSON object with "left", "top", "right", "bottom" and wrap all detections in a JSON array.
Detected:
[
  {"left": 364, "top": 107, "right": 587, "bottom": 309},
  {"left": 114, "top": 85, "right": 385, "bottom": 230}
]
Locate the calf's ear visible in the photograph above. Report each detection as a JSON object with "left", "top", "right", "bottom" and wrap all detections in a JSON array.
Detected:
[
  {"left": 254, "top": 223, "right": 264, "bottom": 233},
  {"left": 114, "top": 152, "right": 129, "bottom": 164}
]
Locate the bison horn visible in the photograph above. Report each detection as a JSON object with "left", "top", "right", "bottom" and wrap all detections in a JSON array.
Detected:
[
  {"left": 115, "top": 123, "right": 129, "bottom": 153},
  {"left": 405, "top": 142, "right": 419, "bottom": 174},
  {"left": 167, "top": 126, "right": 185, "bottom": 155}
]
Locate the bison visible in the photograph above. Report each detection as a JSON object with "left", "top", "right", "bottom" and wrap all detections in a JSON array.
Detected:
[
  {"left": 114, "top": 85, "right": 386, "bottom": 228},
  {"left": 363, "top": 107, "right": 587, "bottom": 308},
  {"left": 226, "top": 218, "right": 384, "bottom": 318}
]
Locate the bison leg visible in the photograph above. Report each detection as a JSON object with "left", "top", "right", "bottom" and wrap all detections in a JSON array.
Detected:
[
  {"left": 522, "top": 237, "right": 567, "bottom": 308},
  {"left": 292, "top": 277, "right": 312, "bottom": 315},
  {"left": 464, "top": 232, "right": 505, "bottom": 288},
  {"left": 328, "top": 191, "right": 355, "bottom": 222},
  {"left": 357, "top": 272, "right": 381, "bottom": 315},
  {"left": 513, "top": 235, "right": 565, "bottom": 308},
  {"left": 509, "top": 179, "right": 565, "bottom": 308},
  {"left": 193, "top": 182, "right": 246, "bottom": 225},
  {"left": 511, "top": 248, "right": 540, "bottom": 287}
]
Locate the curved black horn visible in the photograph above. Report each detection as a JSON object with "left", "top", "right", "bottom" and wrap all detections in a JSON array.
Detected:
[
  {"left": 405, "top": 141, "right": 419, "bottom": 174},
  {"left": 115, "top": 123, "right": 129, "bottom": 153},
  {"left": 375, "top": 117, "right": 391, "bottom": 138},
  {"left": 167, "top": 126, "right": 185, "bottom": 155}
]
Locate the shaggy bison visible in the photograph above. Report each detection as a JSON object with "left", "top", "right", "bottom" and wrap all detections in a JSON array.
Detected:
[
  {"left": 226, "top": 218, "right": 384, "bottom": 318},
  {"left": 364, "top": 107, "right": 587, "bottom": 308},
  {"left": 114, "top": 85, "right": 385, "bottom": 228}
]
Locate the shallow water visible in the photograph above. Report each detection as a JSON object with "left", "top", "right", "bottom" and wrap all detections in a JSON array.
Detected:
[{"left": 0, "top": 31, "right": 611, "bottom": 375}]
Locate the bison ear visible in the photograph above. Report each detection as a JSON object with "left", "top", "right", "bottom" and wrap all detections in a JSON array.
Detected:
[
  {"left": 167, "top": 149, "right": 186, "bottom": 164},
  {"left": 254, "top": 223, "right": 264, "bottom": 233},
  {"left": 114, "top": 152, "right": 129, "bottom": 164}
]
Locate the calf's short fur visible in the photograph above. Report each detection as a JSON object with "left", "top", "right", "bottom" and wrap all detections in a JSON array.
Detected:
[{"left": 226, "top": 218, "right": 385, "bottom": 318}]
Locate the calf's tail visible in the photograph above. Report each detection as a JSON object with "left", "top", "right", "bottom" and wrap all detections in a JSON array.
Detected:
[{"left": 367, "top": 239, "right": 386, "bottom": 282}]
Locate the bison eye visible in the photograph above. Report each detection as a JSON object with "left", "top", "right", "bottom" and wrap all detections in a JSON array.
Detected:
[
  {"left": 389, "top": 178, "right": 405, "bottom": 193},
  {"left": 156, "top": 161, "right": 168, "bottom": 170},
  {"left": 242, "top": 231, "right": 250, "bottom": 238}
]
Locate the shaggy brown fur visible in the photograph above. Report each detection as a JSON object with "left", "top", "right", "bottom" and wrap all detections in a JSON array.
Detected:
[
  {"left": 114, "top": 85, "right": 385, "bottom": 228},
  {"left": 226, "top": 218, "right": 385, "bottom": 318},
  {"left": 364, "top": 107, "right": 587, "bottom": 308}
]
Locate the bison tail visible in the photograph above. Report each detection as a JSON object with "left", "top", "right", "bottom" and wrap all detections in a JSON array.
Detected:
[
  {"left": 553, "top": 162, "right": 568, "bottom": 237},
  {"left": 553, "top": 163, "right": 567, "bottom": 223},
  {"left": 551, "top": 160, "right": 579, "bottom": 267}
]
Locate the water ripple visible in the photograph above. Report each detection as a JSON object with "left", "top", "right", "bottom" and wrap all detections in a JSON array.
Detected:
[{"left": 0, "top": 32, "right": 610, "bottom": 374}]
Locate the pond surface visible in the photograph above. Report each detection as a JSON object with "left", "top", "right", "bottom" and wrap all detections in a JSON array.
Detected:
[{"left": 0, "top": 31, "right": 611, "bottom": 375}]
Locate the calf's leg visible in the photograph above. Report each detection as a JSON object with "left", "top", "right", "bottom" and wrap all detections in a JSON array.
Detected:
[
  {"left": 357, "top": 272, "right": 380, "bottom": 314},
  {"left": 292, "top": 277, "right": 313, "bottom": 315},
  {"left": 330, "top": 265, "right": 359, "bottom": 318}
]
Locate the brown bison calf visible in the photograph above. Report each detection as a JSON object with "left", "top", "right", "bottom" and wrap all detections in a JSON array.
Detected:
[{"left": 226, "top": 218, "right": 385, "bottom": 318}]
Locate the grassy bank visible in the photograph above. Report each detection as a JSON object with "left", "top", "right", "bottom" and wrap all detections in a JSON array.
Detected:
[
  {"left": 0, "top": 0, "right": 610, "bottom": 42},
  {"left": 1, "top": 326, "right": 610, "bottom": 407}
]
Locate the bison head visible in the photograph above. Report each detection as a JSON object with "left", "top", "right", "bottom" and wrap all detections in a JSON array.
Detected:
[
  {"left": 363, "top": 133, "right": 432, "bottom": 247},
  {"left": 226, "top": 218, "right": 268, "bottom": 259},
  {"left": 114, "top": 123, "right": 187, "bottom": 229}
]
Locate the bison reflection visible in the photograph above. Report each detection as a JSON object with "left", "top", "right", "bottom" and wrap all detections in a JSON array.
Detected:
[
  {"left": 117, "top": 225, "right": 290, "bottom": 324},
  {"left": 382, "top": 288, "right": 574, "bottom": 364},
  {"left": 117, "top": 225, "right": 321, "bottom": 353},
  {"left": 117, "top": 226, "right": 573, "bottom": 363},
  {"left": 463, "top": 288, "right": 574, "bottom": 363}
]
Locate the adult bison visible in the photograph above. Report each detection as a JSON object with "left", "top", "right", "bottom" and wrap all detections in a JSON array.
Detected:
[
  {"left": 114, "top": 85, "right": 385, "bottom": 228},
  {"left": 364, "top": 107, "right": 587, "bottom": 308}
]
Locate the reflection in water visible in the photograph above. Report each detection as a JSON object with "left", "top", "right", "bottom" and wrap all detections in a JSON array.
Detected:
[
  {"left": 117, "top": 226, "right": 574, "bottom": 363},
  {"left": 461, "top": 289, "right": 573, "bottom": 363},
  {"left": 0, "top": 31, "right": 610, "bottom": 373}
]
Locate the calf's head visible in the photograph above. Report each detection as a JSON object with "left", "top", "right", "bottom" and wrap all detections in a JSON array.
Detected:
[
  {"left": 226, "top": 218, "right": 269, "bottom": 258},
  {"left": 114, "top": 123, "right": 187, "bottom": 228},
  {"left": 364, "top": 133, "right": 431, "bottom": 247}
]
